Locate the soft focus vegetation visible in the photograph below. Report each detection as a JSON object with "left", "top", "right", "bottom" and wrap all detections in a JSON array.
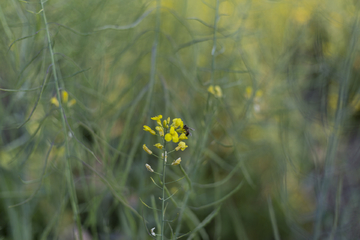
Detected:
[{"left": 1, "top": 0, "right": 360, "bottom": 239}]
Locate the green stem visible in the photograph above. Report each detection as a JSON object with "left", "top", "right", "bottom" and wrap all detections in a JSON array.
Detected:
[
  {"left": 179, "top": 165, "right": 192, "bottom": 191},
  {"left": 161, "top": 150, "right": 166, "bottom": 240},
  {"left": 40, "top": 1, "right": 82, "bottom": 239},
  {"left": 161, "top": 134, "right": 167, "bottom": 240}
]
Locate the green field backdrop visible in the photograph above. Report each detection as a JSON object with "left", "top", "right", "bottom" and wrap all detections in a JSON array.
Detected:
[{"left": 1, "top": 0, "right": 360, "bottom": 239}]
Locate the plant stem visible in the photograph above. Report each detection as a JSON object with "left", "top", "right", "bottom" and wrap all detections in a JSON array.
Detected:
[
  {"left": 161, "top": 150, "right": 166, "bottom": 240},
  {"left": 161, "top": 136, "right": 167, "bottom": 240},
  {"left": 40, "top": 1, "right": 82, "bottom": 239}
]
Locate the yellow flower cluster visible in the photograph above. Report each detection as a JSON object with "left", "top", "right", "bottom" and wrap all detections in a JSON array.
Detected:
[
  {"left": 142, "top": 115, "right": 190, "bottom": 169},
  {"left": 143, "top": 115, "right": 188, "bottom": 143}
]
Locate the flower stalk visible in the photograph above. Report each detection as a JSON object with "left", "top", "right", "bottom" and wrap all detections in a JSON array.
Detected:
[
  {"left": 142, "top": 115, "right": 190, "bottom": 239},
  {"left": 161, "top": 144, "right": 167, "bottom": 239}
]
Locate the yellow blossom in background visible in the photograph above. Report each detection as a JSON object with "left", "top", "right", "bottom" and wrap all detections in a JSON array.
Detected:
[
  {"left": 62, "top": 91, "right": 68, "bottom": 103},
  {"left": 50, "top": 97, "right": 60, "bottom": 107},
  {"left": 293, "top": 7, "right": 311, "bottom": 24},
  {"left": 151, "top": 115, "right": 162, "bottom": 126},
  {"left": 143, "top": 125, "right": 156, "bottom": 135},
  {"left": 145, "top": 163, "right": 154, "bottom": 172},
  {"left": 171, "top": 157, "right": 181, "bottom": 166},
  {"left": 143, "top": 144, "right": 152, "bottom": 155},
  {"left": 68, "top": 99, "right": 76, "bottom": 107},
  {"left": 328, "top": 93, "right": 338, "bottom": 111},
  {"left": 214, "top": 85, "right": 222, "bottom": 97},
  {"left": 208, "top": 85, "right": 223, "bottom": 98},
  {"left": 208, "top": 85, "right": 215, "bottom": 95},
  {"left": 154, "top": 143, "right": 164, "bottom": 149},
  {"left": 50, "top": 90, "right": 76, "bottom": 108},
  {"left": 175, "top": 141, "right": 188, "bottom": 151},
  {"left": 245, "top": 86, "right": 263, "bottom": 98}
]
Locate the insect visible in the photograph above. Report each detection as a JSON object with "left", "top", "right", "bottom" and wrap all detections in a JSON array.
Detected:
[{"left": 183, "top": 125, "right": 195, "bottom": 136}]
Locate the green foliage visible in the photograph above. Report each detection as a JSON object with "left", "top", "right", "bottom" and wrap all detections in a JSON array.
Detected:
[{"left": 1, "top": 0, "right": 360, "bottom": 239}]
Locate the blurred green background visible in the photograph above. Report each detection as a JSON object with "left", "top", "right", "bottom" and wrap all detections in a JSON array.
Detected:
[{"left": 1, "top": 0, "right": 360, "bottom": 239}]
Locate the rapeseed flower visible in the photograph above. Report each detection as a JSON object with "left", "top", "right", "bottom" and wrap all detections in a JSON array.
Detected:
[
  {"left": 171, "top": 157, "right": 181, "bottom": 166},
  {"left": 175, "top": 141, "right": 188, "bottom": 151},
  {"left": 154, "top": 143, "right": 164, "bottom": 149},
  {"left": 143, "top": 125, "right": 156, "bottom": 135},
  {"left": 165, "top": 127, "right": 179, "bottom": 143},
  {"left": 151, "top": 115, "right": 162, "bottom": 126},
  {"left": 143, "top": 115, "right": 189, "bottom": 168}
]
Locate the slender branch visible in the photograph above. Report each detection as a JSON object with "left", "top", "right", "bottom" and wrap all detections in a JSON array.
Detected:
[{"left": 40, "top": 1, "right": 83, "bottom": 239}]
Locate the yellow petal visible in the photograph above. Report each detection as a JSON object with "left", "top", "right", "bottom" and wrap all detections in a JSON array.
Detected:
[
  {"left": 246, "top": 86, "right": 252, "bottom": 97},
  {"left": 143, "top": 125, "right": 156, "bottom": 135},
  {"left": 68, "top": 99, "right": 76, "bottom": 107},
  {"left": 180, "top": 142, "right": 188, "bottom": 151},
  {"left": 154, "top": 143, "right": 163, "bottom": 149},
  {"left": 179, "top": 133, "right": 188, "bottom": 140},
  {"left": 173, "top": 118, "right": 183, "bottom": 129},
  {"left": 214, "top": 85, "right": 222, "bottom": 98},
  {"left": 172, "top": 134, "right": 179, "bottom": 143},
  {"left": 169, "top": 127, "right": 176, "bottom": 135},
  {"left": 208, "top": 85, "right": 215, "bottom": 95},
  {"left": 165, "top": 133, "right": 172, "bottom": 142},
  {"left": 151, "top": 115, "right": 162, "bottom": 120},
  {"left": 256, "top": 90, "right": 263, "bottom": 98}
]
